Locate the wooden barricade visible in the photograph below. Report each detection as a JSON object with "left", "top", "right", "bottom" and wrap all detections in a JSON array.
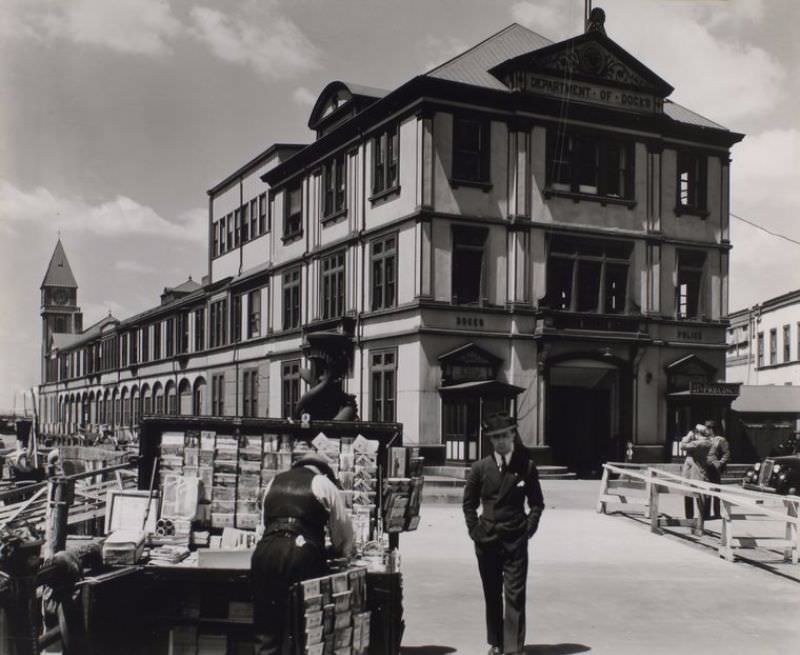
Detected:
[
  {"left": 596, "top": 463, "right": 652, "bottom": 516},
  {"left": 598, "top": 463, "right": 800, "bottom": 565}
]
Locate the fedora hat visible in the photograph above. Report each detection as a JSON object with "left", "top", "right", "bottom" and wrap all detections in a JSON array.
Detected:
[{"left": 482, "top": 413, "right": 517, "bottom": 437}]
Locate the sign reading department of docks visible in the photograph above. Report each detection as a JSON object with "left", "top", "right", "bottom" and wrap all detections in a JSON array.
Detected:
[
  {"left": 689, "top": 381, "right": 740, "bottom": 397},
  {"left": 503, "top": 72, "right": 663, "bottom": 114}
]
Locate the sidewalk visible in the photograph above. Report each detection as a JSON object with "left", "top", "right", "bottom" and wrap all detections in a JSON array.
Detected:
[{"left": 399, "top": 480, "right": 800, "bottom": 654}]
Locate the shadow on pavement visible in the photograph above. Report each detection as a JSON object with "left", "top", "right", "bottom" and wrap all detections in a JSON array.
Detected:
[
  {"left": 400, "top": 648, "right": 457, "bottom": 654},
  {"left": 524, "top": 644, "right": 591, "bottom": 654}
]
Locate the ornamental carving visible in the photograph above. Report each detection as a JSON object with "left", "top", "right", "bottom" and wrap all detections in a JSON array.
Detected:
[{"left": 533, "top": 43, "right": 651, "bottom": 90}]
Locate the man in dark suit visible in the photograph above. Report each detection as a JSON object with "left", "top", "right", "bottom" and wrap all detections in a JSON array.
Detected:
[{"left": 463, "top": 413, "right": 545, "bottom": 655}]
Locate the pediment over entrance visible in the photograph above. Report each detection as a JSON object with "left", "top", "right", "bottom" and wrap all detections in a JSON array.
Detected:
[
  {"left": 438, "top": 342, "right": 502, "bottom": 385},
  {"left": 665, "top": 354, "right": 717, "bottom": 377},
  {"left": 489, "top": 31, "right": 673, "bottom": 114}
]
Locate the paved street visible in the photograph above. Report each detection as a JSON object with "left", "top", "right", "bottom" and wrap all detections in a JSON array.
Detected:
[{"left": 399, "top": 480, "right": 800, "bottom": 654}]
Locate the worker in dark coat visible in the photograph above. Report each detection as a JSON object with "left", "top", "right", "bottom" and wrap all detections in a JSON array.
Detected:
[
  {"left": 251, "top": 454, "right": 354, "bottom": 654},
  {"left": 463, "top": 413, "right": 545, "bottom": 655}
]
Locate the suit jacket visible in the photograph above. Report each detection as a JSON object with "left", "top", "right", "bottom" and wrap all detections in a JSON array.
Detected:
[
  {"left": 463, "top": 448, "right": 545, "bottom": 548},
  {"left": 707, "top": 435, "right": 730, "bottom": 471}
]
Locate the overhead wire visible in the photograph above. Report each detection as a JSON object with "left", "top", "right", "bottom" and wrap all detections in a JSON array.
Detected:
[{"left": 730, "top": 212, "right": 800, "bottom": 248}]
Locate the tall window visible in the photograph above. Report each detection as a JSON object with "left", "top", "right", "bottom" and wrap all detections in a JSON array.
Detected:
[
  {"left": 452, "top": 226, "right": 488, "bottom": 305},
  {"left": 546, "top": 236, "right": 631, "bottom": 313},
  {"left": 371, "top": 235, "right": 396, "bottom": 311},
  {"left": 284, "top": 184, "right": 302, "bottom": 239},
  {"left": 165, "top": 317, "right": 175, "bottom": 356},
  {"left": 784, "top": 324, "right": 791, "bottom": 363},
  {"left": 141, "top": 328, "right": 149, "bottom": 363},
  {"left": 548, "top": 130, "right": 632, "bottom": 199},
  {"left": 370, "top": 350, "right": 396, "bottom": 423},
  {"left": 219, "top": 219, "right": 226, "bottom": 254},
  {"left": 258, "top": 192, "right": 267, "bottom": 234},
  {"left": 195, "top": 308, "right": 205, "bottom": 352},
  {"left": 452, "top": 116, "right": 490, "bottom": 183},
  {"left": 153, "top": 321, "right": 161, "bottom": 360},
  {"left": 372, "top": 124, "right": 399, "bottom": 195},
  {"left": 323, "top": 153, "right": 347, "bottom": 217},
  {"left": 226, "top": 213, "right": 234, "bottom": 250},
  {"left": 234, "top": 208, "right": 241, "bottom": 247},
  {"left": 213, "top": 222, "right": 219, "bottom": 257},
  {"left": 757, "top": 332, "right": 764, "bottom": 368},
  {"left": 247, "top": 290, "right": 261, "bottom": 338},
  {"left": 249, "top": 198, "right": 258, "bottom": 239},
  {"left": 211, "top": 374, "right": 225, "bottom": 416},
  {"left": 130, "top": 330, "right": 138, "bottom": 364},
  {"left": 120, "top": 334, "right": 129, "bottom": 367},
  {"left": 243, "top": 369, "right": 259, "bottom": 418},
  {"left": 241, "top": 203, "right": 249, "bottom": 243},
  {"left": 769, "top": 328, "right": 777, "bottom": 366},
  {"left": 282, "top": 360, "right": 301, "bottom": 419},
  {"left": 232, "top": 294, "right": 242, "bottom": 343},
  {"left": 177, "top": 312, "right": 189, "bottom": 354},
  {"left": 210, "top": 299, "right": 228, "bottom": 348},
  {"left": 676, "top": 250, "right": 706, "bottom": 319},
  {"left": 676, "top": 151, "right": 707, "bottom": 212},
  {"left": 321, "top": 252, "right": 346, "bottom": 319},
  {"left": 283, "top": 268, "right": 301, "bottom": 330}
]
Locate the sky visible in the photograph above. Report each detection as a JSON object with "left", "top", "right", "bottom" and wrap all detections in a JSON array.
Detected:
[{"left": 1, "top": 0, "right": 799, "bottom": 411}]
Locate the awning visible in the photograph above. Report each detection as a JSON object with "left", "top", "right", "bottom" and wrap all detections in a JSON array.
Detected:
[
  {"left": 731, "top": 385, "right": 800, "bottom": 414},
  {"left": 438, "top": 380, "right": 525, "bottom": 398}
]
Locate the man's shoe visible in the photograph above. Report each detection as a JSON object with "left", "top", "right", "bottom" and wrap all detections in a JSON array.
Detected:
[{"left": 488, "top": 647, "right": 502, "bottom": 655}]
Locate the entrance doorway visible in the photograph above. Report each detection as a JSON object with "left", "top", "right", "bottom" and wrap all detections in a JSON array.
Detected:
[{"left": 547, "top": 360, "right": 620, "bottom": 477}]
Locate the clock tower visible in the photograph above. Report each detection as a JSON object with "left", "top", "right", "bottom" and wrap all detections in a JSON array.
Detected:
[{"left": 41, "top": 239, "right": 83, "bottom": 382}]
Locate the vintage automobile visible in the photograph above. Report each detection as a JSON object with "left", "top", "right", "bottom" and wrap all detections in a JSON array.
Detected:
[{"left": 742, "top": 435, "right": 800, "bottom": 496}]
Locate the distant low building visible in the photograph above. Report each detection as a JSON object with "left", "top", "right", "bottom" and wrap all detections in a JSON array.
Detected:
[{"left": 726, "top": 290, "right": 800, "bottom": 459}]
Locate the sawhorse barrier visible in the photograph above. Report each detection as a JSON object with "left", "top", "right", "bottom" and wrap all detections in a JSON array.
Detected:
[{"left": 597, "top": 462, "right": 800, "bottom": 564}]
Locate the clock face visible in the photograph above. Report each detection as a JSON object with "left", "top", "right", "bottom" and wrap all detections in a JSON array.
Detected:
[{"left": 52, "top": 289, "right": 69, "bottom": 305}]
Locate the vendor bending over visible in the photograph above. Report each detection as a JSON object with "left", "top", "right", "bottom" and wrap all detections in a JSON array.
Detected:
[{"left": 251, "top": 454, "right": 354, "bottom": 654}]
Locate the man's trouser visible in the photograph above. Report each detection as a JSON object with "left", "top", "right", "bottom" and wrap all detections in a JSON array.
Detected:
[
  {"left": 475, "top": 538, "right": 528, "bottom": 653},
  {"left": 251, "top": 532, "right": 326, "bottom": 655}
]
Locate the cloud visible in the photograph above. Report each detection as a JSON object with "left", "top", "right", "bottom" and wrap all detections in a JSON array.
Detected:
[
  {"left": 511, "top": 1, "right": 570, "bottom": 40},
  {"left": 292, "top": 87, "right": 317, "bottom": 108},
  {"left": 0, "top": 179, "right": 206, "bottom": 243},
  {"left": 115, "top": 260, "right": 157, "bottom": 274},
  {"left": 729, "top": 128, "right": 800, "bottom": 308},
  {"left": 509, "top": 0, "right": 784, "bottom": 125},
  {"left": 731, "top": 129, "right": 800, "bottom": 215},
  {"left": 2, "top": 0, "right": 182, "bottom": 56},
  {"left": 421, "top": 35, "right": 469, "bottom": 72},
  {"left": 189, "top": 5, "right": 320, "bottom": 79}
]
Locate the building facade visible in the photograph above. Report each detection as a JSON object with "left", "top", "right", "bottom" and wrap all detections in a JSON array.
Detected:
[
  {"left": 39, "top": 16, "right": 743, "bottom": 473},
  {"left": 726, "top": 290, "right": 800, "bottom": 459},
  {"left": 727, "top": 289, "right": 800, "bottom": 386}
]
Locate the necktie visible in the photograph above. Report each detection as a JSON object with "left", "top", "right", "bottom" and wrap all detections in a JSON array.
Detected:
[{"left": 500, "top": 455, "right": 507, "bottom": 473}]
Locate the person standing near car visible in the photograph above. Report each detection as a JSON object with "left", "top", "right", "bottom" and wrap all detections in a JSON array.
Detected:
[
  {"left": 680, "top": 424, "right": 712, "bottom": 519},
  {"left": 463, "top": 413, "right": 545, "bottom": 655},
  {"left": 705, "top": 420, "right": 730, "bottom": 518}
]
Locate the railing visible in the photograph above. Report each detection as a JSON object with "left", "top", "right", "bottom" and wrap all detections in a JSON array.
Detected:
[
  {"left": 597, "top": 462, "right": 800, "bottom": 565},
  {"left": 0, "top": 460, "right": 138, "bottom": 532}
]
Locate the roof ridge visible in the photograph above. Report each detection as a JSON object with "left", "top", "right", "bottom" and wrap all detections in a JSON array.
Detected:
[{"left": 424, "top": 22, "right": 546, "bottom": 76}]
